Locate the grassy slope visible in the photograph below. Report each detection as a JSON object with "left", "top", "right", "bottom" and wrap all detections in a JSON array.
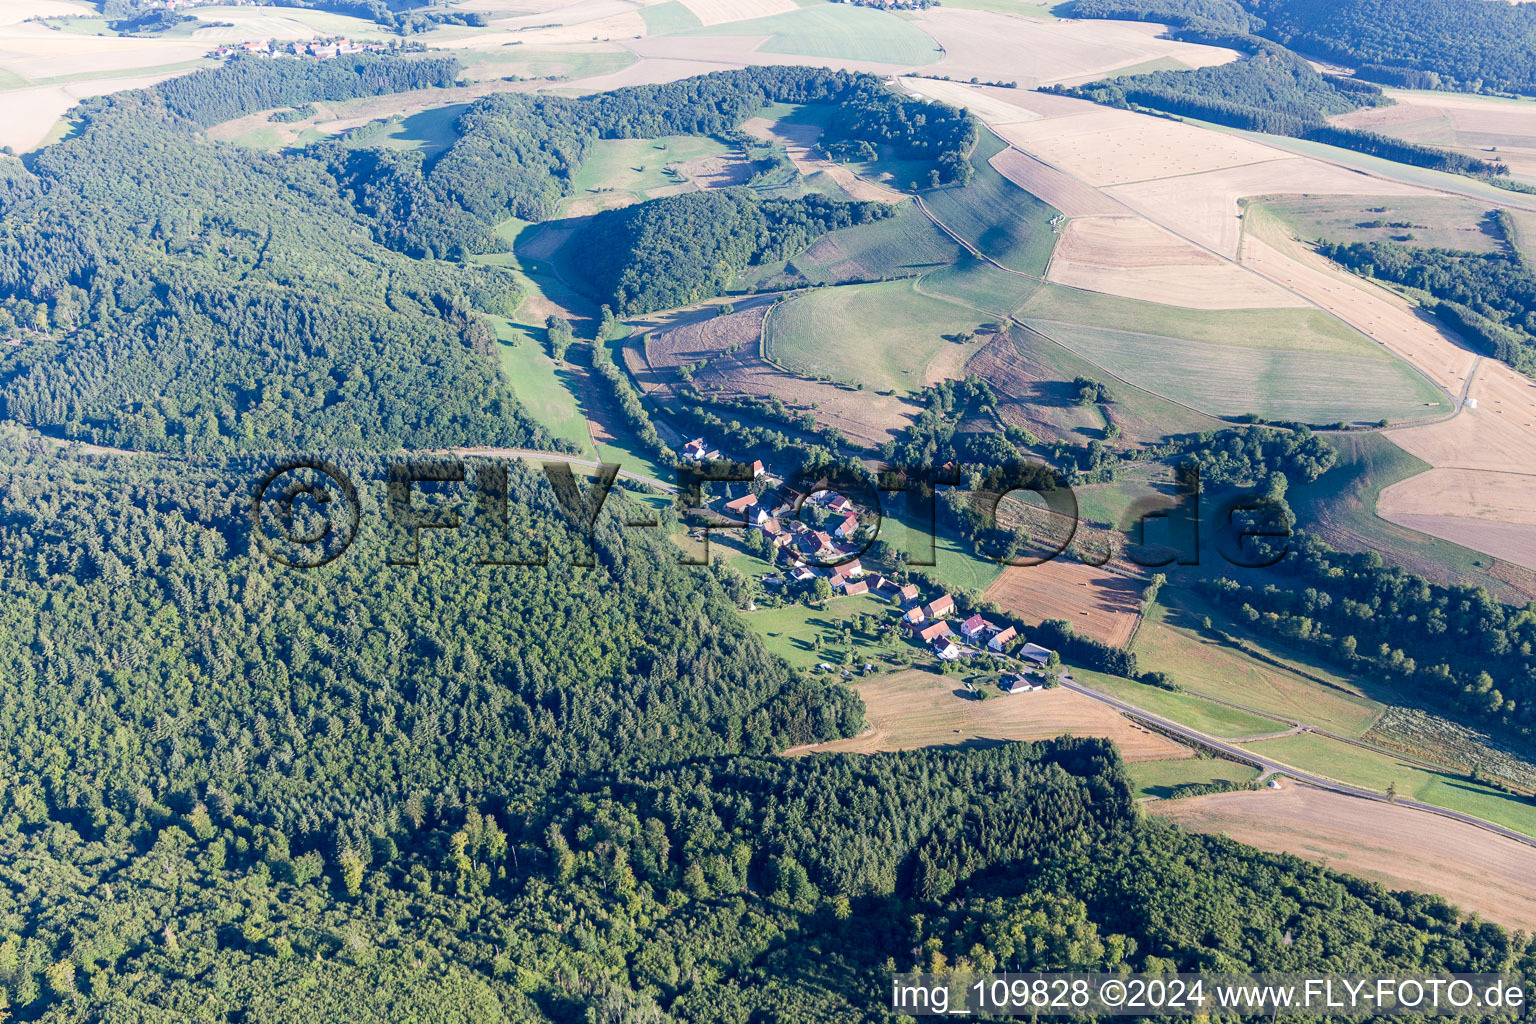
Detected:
[
  {"left": 640, "top": 1, "right": 704, "bottom": 34},
  {"left": 492, "top": 319, "right": 595, "bottom": 456},
  {"left": 676, "top": 5, "right": 942, "bottom": 66},
  {"left": 764, "top": 279, "right": 984, "bottom": 393},
  {"left": 1128, "top": 757, "right": 1263, "bottom": 800},
  {"left": 1259, "top": 195, "right": 1506, "bottom": 254},
  {"left": 458, "top": 47, "right": 639, "bottom": 84},
  {"left": 1075, "top": 668, "right": 1284, "bottom": 739},
  {"left": 742, "top": 592, "right": 900, "bottom": 671},
  {"left": 567, "top": 135, "right": 730, "bottom": 200},
  {"left": 920, "top": 130, "right": 1059, "bottom": 276}
]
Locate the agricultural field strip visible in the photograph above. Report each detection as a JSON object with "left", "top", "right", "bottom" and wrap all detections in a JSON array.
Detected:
[{"left": 1064, "top": 678, "right": 1536, "bottom": 846}]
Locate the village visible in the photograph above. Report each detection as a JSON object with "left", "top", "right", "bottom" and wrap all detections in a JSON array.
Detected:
[{"left": 679, "top": 435, "right": 1061, "bottom": 694}]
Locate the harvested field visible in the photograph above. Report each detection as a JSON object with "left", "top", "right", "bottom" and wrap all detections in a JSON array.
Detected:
[
  {"left": 900, "top": 76, "right": 1044, "bottom": 126},
  {"left": 1107, "top": 157, "right": 1433, "bottom": 258},
  {"left": 677, "top": 0, "right": 797, "bottom": 26},
  {"left": 1047, "top": 215, "right": 1308, "bottom": 309},
  {"left": 983, "top": 558, "right": 1143, "bottom": 647},
  {"left": 987, "top": 146, "right": 1126, "bottom": 216},
  {"left": 786, "top": 668, "right": 1193, "bottom": 760},
  {"left": 642, "top": 306, "right": 766, "bottom": 374},
  {"left": 996, "top": 108, "right": 1278, "bottom": 189},
  {"left": 1153, "top": 787, "right": 1536, "bottom": 933},
  {"left": 1332, "top": 88, "right": 1536, "bottom": 183},
  {"left": 906, "top": 10, "right": 1238, "bottom": 89},
  {"left": 671, "top": 5, "right": 942, "bottom": 66}
]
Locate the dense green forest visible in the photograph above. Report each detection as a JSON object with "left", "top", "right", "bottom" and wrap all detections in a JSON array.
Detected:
[
  {"left": 1317, "top": 240, "right": 1536, "bottom": 375},
  {"left": 2, "top": 436, "right": 1533, "bottom": 1019},
  {"left": 571, "top": 191, "right": 895, "bottom": 314},
  {"left": 1068, "top": 0, "right": 1536, "bottom": 95},
  {"left": 1055, "top": 46, "right": 1506, "bottom": 176}
]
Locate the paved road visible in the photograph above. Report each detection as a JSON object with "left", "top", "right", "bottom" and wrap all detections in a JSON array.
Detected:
[{"left": 1063, "top": 679, "right": 1536, "bottom": 851}]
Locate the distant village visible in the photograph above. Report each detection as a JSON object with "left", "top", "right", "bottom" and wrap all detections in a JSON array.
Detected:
[
  {"left": 680, "top": 435, "right": 1060, "bottom": 693},
  {"left": 210, "top": 36, "right": 391, "bottom": 60}
]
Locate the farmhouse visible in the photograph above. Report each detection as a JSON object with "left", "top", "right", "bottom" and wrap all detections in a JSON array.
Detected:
[
  {"left": 897, "top": 583, "right": 919, "bottom": 603},
  {"left": 925, "top": 594, "right": 955, "bottom": 619},
  {"left": 1019, "top": 642, "right": 1056, "bottom": 665},
  {"left": 843, "top": 580, "right": 870, "bottom": 596},
  {"left": 835, "top": 513, "right": 860, "bottom": 539},
  {"left": 723, "top": 494, "right": 758, "bottom": 516},
  {"left": 911, "top": 620, "right": 951, "bottom": 643},
  {"left": 799, "top": 531, "right": 833, "bottom": 555},
  {"left": 988, "top": 626, "right": 1017, "bottom": 652},
  {"left": 838, "top": 557, "right": 864, "bottom": 576},
  {"left": 959, "top": 613, "right": 992, "bottom": 640},
  {"left": 904, "top": 606, "right": 927, "bottom": 625}
]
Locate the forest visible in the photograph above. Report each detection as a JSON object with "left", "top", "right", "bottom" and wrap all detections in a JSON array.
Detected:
[
  {"left": 1068, "top": 0, "right": 1536, "bottom": 95},
  {"left": 1317, "top": 240, "right": 1536, "bottom": 375},
  {"left": 2, "top": 436, "right": 1533, "bottom": 1020},
  {"left": 570, "top": 191, "right": 895, "bottom": 314}
]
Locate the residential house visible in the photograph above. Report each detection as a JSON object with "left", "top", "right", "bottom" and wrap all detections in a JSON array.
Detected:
[
  {"left": 1000, "top": 673, "right": 1038, "bottom": 694},
  {"left": 844, "top": 580, "right": 869, "bottom": 596},
  {"left": 750, "top": 459, "right": 765, "bottom": 478},
  {"left": 925, "top": 594, "right": 955, "bottom": 619},
  {"left": 904, "top": 606, "right": 927, "bottom": 625},
  {"left": 723, "top": 493, "right": 758, "bottom": 517},
  {"left": 790, "top": 567, "right": 816, "bottom": 582},
  {"left": 838, "top": 557, "right": 864, "bottom": 577},
  {"left": 897, "top": 583, "right": 919, "bottom": 604},
  {"left": 933, "top": 639, "right": 962, "bottom": 660},
  {"left": 826, "top": 493, "right": 853, "bottom": 514},
  {"left": 959, "top": 614, "right": 992, "bottom": 641},
  {"left": 987, "top": 626, "right": 1017, "bottom": 652},
  {"left": 835, "top": 512, "right": 860, "bottom": 540},
  {"left": 683, "top": 438, "right": 707, "bottom": 461},
  {"left": 912, "top": 620, "right": 951, "bottom": 643}
]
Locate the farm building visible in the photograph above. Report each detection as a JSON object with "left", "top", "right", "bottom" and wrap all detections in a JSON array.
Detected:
[
  {"left": 925, "top": 594, "right": 955, "bottom": 619},
  {"left": 959, "top": 614, "right": 992, "bottom": 640},
  {"left": 988, "top": 626, "right": 1017, "bottom": 652},
  {"left": 911, "top": 620, "right": 951, "bottom": 643},
  {"left": 723, "top": 494, "right": 758, "bottom": 515},
  {"left": 904, "top": 606, "right": 927, "bottom": 625},
  {"left": 897, "top": 583, "right": 919, "bottom": 603},
  {"left": 1019, "top": 642, "right": 1056, "bottom": 665},
  {"left": 843, "top": 580, "right": 869, "bottom": 596}
]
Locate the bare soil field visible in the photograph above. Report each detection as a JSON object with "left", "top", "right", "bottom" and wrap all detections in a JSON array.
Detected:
[
  {"left": 1048, "top": 215, "right": 1308, "bottom": 309},
  {"left": 984, "top": 558, "right": 1143, "bottom": 647},
  {"left": 1154, "top": 787, "right": 1536, "bottom": 933},
  {"left": 987, "top": 147, "right": 1126, "bottom": 216},
  {"left": 787, "top": 669, "right": 1192, "bottom": 760},
  {"left": 906, "top": 11, "right": 1238, "bottom": 89},
  {"left": 1332, "top": 89, "right": 1536, "bottom": 182},
  {"left": 678, "top": 0, "right": 797, "bottom": 26}
]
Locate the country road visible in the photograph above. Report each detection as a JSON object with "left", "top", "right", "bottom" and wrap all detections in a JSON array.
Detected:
[{"left": 1062, "top": 679, "right": 1536, "bottom": 852}]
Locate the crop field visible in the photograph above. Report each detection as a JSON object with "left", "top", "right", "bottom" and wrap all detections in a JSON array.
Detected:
[
  {"left": 1245, "top": 733, "right": 1536, "bottom": 838},
  {"left": 739, "top": 592, "right": 899, "bottom": 672},
  {"left": 987, "top": 146, "right": 1125, "bottom": 217},
  {"left": 1155, "top": 787, "right": 1536, "bottom": 933},
  {"left": 983, "top": 558, "right": 1142, "bottom": 647},
  {"left": 1022, "top": 313, "right": 1446, "bottom": 425},
  {"left": 1128, "top": 757, "right": 1261, "bottom": 800},
  {"left": 1259, "top": 195, "right": 1508, "bottom": 253},
  {"left": 674, "top": 5, "right": 941, "bottom": 66},
  {"left": 567, "top": 135, "right": 741, "bottom": 204},
  {"left": 931, "top": 0, "right": 1061, "bottom": 20},
  {"left": 677, "top": 0, "right": 800, "bottom": 27},
  {"left": 920, "top": 131, "right": 1059, "bottom": 275},
  {"left": 764, "top": 279, "right": 984, "bottom": 394},
  {"left": 1076, "top": 669, "right": 1285, "bottom": 739},
  {"left": 788, "top": 668, "right": 1195, "bottom": 760},
  {"left": 1047, "top": 215, "right": 1308, "bottom": 310},
  {"left": 1133, "top": 597, "right": 1385, "bottom": 738}
]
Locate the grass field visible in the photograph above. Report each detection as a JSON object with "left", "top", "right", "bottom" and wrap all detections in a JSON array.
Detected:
[
  {"left": 1074, "top": 669, "right": 1284, "bottom": 739},
  {"left": 1246, "top": 732, "right": 1536, "bottom": 838},
  {"left": 347, "top": 103, "right": 466, "bottom": 157},
  {"left": 921, "top": 131, "right": 1059, "bottom": 275},
  {"left": 1133, "top": 596, "right": 1385, "bottom": 738},
  {"left": 1015, "top": 284, "right": 1447, "bottom": 425},
  {"left": 933, "top": 0, "right": 1061, "bottom": 18},
  {"left": 492, "top": 319, "right": 595, "bottom": 456},
  {"left": 640, "top": 1, "right": 704, "bottom": 34},
  {"left": 874, "top": 502, "right": 1005, "bottom": 597},
  {"left": 567, "top": 135, "right": 732, "bottom": 202},
  {"left": 1128, "top": 757, "right": 1261, "bottom": 800},
  {"left": 677, "top": 5, "right": 942, "bottom": 65},
  {"left": 742, "top": 592, "right": 899, "bottom": 671},
  {"left": 764, "top": 279, "right": 984, "bottom": 393},
  {"left": 1259, "top": 195, "right": 1506, "bottom": 254}
]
